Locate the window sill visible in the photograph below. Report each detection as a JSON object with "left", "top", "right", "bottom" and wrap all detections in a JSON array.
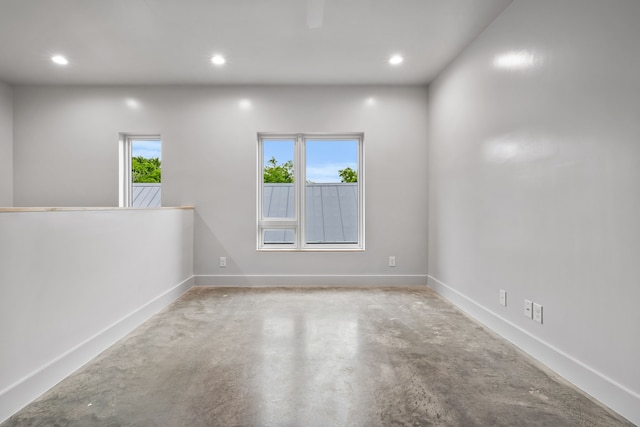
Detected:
[{"left": 257, "top": 247, "right": 365, "bottom": 252}]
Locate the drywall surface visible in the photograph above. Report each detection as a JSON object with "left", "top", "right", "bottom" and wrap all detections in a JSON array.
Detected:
[
  {"left": 13, "top": 85, "right": 429, "bottom": 281},
  {"left": 0, "top": 208, "right": 194, "bottom": 423},
  {"left": 0, "top": 81, "right": 12, "bottom": 206},
  {"left": 428, "top": 0, "right": 640, "bottom": 423}
]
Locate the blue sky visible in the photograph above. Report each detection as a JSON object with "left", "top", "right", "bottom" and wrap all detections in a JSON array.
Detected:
[
  {"left": 132, "top": 140, "right": 161, "bottom": 160},
  {"left": 130, "top": 138, "right": 358, "bottom": 182},
  {"left": 264, "top": 139, "right": 358, "bottom": 183}
]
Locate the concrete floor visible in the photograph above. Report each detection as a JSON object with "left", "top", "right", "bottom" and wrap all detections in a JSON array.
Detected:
[{"left": 2, "top": 287, "right": 632, "bottom": 426}]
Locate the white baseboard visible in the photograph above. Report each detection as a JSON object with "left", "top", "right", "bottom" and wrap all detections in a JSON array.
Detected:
[
  {"left": 427, "top": 275, "right": 640, "bottom": 426},
  {"left": 195, "top": 274, "right": 428, "bottom": 287},
  {"left": 0, "top": 275, "right": 195, "bottom": 424}
]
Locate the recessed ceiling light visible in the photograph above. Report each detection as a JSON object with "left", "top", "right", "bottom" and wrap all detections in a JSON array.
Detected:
[
  {"left": 51, "top": 55, "right": 69, "bottom": 65},
  {"left": 389, "top": 55, "right": 404, "bottom": 65},
  {"left": 211, "top": 55, "right": 226, "bottom": 65}
]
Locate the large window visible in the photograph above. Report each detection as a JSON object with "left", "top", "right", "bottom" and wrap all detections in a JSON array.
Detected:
[
  {"left": 258, "top": 133, "right": 364, "bottom": 250},
  {"left": 119, "top": 134, "right": 162, "bottom": 208}
]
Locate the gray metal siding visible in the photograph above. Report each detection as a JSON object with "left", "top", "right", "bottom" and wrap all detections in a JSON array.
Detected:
[
  {"left": 132, "top": 183, "right": 161, "bottom": 208},
  {"left": 263, "top": 184, "right": 294, "bottom": 218},
  {"left": 263, "top": 183, "right": 358, "bottom": 244}
]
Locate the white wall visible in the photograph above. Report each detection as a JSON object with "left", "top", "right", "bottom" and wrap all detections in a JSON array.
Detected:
[
  {"left": 428, "top": 0, "right": 640, "bottom": 423},
  {"left": 13, "top": 85, "right": 429, "bottom": 283},
  {"left": 0, "top": 81, "right": 12, "bottom": 206},
  {"left": 0, "top": 207, "right": 194, "bottom": 423}
]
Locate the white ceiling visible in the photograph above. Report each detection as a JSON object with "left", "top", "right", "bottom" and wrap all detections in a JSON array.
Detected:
[{"left": 0, "top": 0, "right": 512, "bottom": 86}]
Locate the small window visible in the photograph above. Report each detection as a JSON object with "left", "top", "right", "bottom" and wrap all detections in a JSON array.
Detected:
[
  {"left": 119, "top": 134, "right": 161, "bottom": 208},
  {"left": 258, "top": 133, "right": 364, "bottom": 250}
]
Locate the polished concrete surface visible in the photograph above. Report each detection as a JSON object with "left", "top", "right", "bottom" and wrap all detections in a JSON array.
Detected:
[{"left": 2, "top": 287, "right": 632, "bottom": 426}]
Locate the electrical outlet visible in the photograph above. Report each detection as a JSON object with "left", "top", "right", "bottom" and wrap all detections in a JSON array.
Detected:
[
  {"left": 499, "top": 289, "right": 507, "bottom": 306},
  {"left": 533, "top": 303, "right": 543, "bottom": 324},
  {"left": 524, "top": 299, "right": 533, "bottom": 318},
  {"left": 219, "top": 257, "right": 227, "bottom": 268},
  {"left": 388, "top": 256, "right": 396, "bottom": 267}
]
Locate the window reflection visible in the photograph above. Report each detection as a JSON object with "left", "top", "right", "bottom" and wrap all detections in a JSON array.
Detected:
[
  {"left": 493, "top": 50, "right": 538, "bottom": 70},
  {"left": 259, "top": 313, "right": 359, "bottom": 425}
]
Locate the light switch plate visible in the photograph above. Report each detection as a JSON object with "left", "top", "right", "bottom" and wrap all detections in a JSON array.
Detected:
[
  {"left": 524, "top": 299, "right": 533, "bottom": 318},
  {"left": 533, "top": 303, "right": 543, "bottom": 324}
]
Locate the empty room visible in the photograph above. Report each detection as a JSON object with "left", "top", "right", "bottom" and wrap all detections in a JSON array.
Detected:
[{"left": 0, "top": 0, "right": 638, "bottom": 425}]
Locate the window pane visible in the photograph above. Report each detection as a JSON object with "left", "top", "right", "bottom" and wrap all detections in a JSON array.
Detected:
[
  {"left": 263, "top": 229, "right": 296, "bottom": 245},
  {"left": 263, "top": 139, "right": 295, "bottom": 218},
  {"left": 131, "top": 139, "right": 161, "bottom": 208},
  {"left": 305, "top": 139, "right": 358, "bottom": 244}
]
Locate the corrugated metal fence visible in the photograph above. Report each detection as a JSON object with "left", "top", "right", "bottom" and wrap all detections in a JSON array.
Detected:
[
  {"left": 263, "top": 183, "right": 357, "bottom": 243},
  {"left": 132, "top": 183, "right": 161, "bottom": 208}
]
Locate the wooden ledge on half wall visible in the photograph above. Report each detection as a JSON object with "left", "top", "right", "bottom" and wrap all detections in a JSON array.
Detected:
[{"left": 0, "top": 206, "right": 194, "bottom": 213}]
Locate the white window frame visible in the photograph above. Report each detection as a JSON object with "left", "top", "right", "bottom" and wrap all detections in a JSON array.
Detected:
[
  {"left": 119, "top": 133, "right": 161, "bottom": 208},
  {"left": 257, "top": 132, "right": 365, "bottom": 251}
]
